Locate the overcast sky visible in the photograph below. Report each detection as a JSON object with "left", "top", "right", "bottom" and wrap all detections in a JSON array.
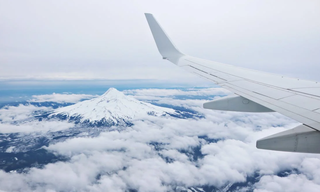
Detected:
[{"left": 1, "top": 0, "right": 319, "bottom": 82}]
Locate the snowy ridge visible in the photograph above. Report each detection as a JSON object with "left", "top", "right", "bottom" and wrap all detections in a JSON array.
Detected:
[{"left": 50, "top": 88, "right": 176, "bottom": 125}]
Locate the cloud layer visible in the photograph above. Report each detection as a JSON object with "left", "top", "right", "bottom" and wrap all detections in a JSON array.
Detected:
[
  {"left": 0, "top": 88, "right": 319, "bottom": 192},
  {"left": 1, "top": 1, "right": 319, "bottom": 81},
  {"left": 30, "top": 93, "right": 97, "bottom": 103}
]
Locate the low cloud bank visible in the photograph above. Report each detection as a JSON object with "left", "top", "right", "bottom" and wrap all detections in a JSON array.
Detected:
[
  {"left": 30, "top": 93, "right": 97, "bottom": 103},
  {"left": 0, "top": 88, "right": 319, "bottom": 191}
]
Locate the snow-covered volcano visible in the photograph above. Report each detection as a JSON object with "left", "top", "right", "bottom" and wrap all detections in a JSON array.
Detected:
[{"left": 49, "top": 88, "right": 176, "bottom": 126}]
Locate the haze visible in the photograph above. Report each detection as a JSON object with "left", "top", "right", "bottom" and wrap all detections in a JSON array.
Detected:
[{"left": 1, "top": 0, "right": 319, "bottom": 82}]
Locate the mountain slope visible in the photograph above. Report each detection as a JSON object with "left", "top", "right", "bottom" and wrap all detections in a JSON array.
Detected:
[{"left": 49, "top": 88, "right": 176, "bottom": 126}]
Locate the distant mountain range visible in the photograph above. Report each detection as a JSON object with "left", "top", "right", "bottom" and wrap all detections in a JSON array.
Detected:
[{"left": 48, "top": 88, "right": 178, "bottom": 127}]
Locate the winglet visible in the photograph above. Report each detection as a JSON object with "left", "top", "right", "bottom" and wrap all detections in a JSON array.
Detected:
[{"left": 145, "top": 13, "right": 184, "bottom": 64}]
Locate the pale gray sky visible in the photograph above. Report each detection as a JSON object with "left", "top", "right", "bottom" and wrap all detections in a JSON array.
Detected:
[{"left": 1, "top": 0, "right": 319, "bottom": 82}]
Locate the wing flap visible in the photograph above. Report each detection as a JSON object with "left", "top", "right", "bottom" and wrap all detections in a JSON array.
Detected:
[
  {"left": 290, "top": 87, "right": 320, "bottom": 98},
  {"left": 253, "top": 87, "right": 294, "bottom": 100},
  {"left": 280, "top": 95, "right": 320, "bottom": 111}
]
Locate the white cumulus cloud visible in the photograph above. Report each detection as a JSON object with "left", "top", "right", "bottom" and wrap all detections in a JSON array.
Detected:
[
  {"left": 0, "top": 88, "right": 320, "bottom": 192},
  {"left": 30, "top": 93, "right": 97, "bottom": 103}
]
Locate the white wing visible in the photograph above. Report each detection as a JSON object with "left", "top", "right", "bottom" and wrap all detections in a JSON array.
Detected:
[{"left": 145, "top": 13, "right": 320, "bottom": 153}]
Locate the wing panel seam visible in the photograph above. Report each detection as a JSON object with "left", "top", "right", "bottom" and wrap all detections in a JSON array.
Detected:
[
  {"left": 188, "top": 65, "right": 227, "bottom": 81},
  {"left": 185, "top": 58, "right": 320, "bottom": 99}
]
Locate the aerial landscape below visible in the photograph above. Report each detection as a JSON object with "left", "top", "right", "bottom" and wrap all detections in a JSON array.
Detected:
[
  {"left": 0, "top": 83, "right": 320, "bottom": 192},
  {"left": 1, "top": 0, "right": 320, "bottom": 191}
]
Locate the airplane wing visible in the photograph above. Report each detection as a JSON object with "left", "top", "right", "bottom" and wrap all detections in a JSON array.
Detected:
[{"left": 145, "top": 13, "right": 320, "bottom": 153}]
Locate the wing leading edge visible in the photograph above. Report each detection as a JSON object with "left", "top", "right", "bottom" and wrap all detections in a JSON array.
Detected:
[{"left": 145, "top": 13, "right": 320, "bottom": 153}]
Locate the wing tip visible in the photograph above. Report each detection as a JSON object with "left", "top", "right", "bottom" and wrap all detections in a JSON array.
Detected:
[{"left": 144, "top": 13, "right": 184, "bottom": 64}]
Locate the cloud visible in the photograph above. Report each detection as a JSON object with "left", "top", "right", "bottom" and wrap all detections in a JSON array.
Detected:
[
  {"left": 0, "top": 104, "right": 49, "bottom": 122},
  {"left": 30, "top": 93, "right": 97, "bottom": 103},
  {"left": 124, "top": 88, "right": 231, "bottom": 97},
  {"left": 254, "top": 174, "right": 320, "bottom": 192},
  {"left": 1, "top": 1, "right": 319, "bottom": 81},
  {"left": 300, "top": 158, "right": 320, "bottom": 184},
  {"left": 0, "top": 113, "right": 311, "bottom": 191},
  {"left": 124, "top": 88, "right": 233, "bottom": 109},
  {"left": 0, "top": 104, "right": 73, "bottom": 133},
  {"left": 0, "top": 114, "right": 317, "bottom": 192},
  {"left": 0, "top": 120, "right": 74, "bottom": 134}
]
